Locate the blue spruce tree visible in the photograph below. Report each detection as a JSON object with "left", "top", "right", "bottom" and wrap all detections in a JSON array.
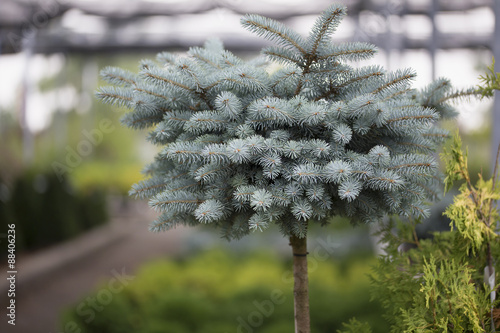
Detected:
[{"left": 97, "top": 4, "right": 475, "bottom": 332}]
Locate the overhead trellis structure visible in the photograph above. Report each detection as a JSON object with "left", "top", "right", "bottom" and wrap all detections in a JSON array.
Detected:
[{"left": 0, "top": 0, "right": 494, "bottom": 55}]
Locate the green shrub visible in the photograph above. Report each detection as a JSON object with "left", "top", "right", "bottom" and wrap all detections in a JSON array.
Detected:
[
  {"left": 354, "top": 134, "right": 500, "bottom": 332},
  {"left": 0, "top": 170, "right": 108, "bottom": 253},
  {"left": 70, "top": 161, "right": 144, "bottom": 195},
  {"left": 61, "top": 250, "right": 389, "bottom": 333}
]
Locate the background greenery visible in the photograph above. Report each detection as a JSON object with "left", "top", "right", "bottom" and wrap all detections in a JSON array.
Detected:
[
  {"left": 0, "top": 171, "right": 108, "bottom": 253},
  {"left": 0, "top": 54, "right": 151, "bottom": 252},
  {"left": 61, "top": 249, "right": 389, "bottom": 333}
]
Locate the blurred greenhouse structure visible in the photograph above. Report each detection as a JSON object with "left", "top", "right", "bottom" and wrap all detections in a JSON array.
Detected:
[{"left": 0, "top": 0, "right": 499, "bottom": 332}]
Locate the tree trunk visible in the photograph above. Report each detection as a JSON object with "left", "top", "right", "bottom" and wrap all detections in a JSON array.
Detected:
[{"left": 290, "top": 235, "right": 310, "bottom": 333}]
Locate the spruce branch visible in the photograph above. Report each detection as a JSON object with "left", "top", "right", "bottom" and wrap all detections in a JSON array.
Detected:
[
  {"left": 241, "top": 14, "right": 306, "bottom": 54},
  {"left": 100, "top": 66, "right": 137, "bottom": 86},
  {"left": 317, "top": 42, "right": 377, "bottom": 62},
  {"left": 189, "top": 49, "right": 222, "bottom": 69},
  {"left": 314, "top": 67, "right": 384, "bottom": 101},
  {"left": 129, "top": 177, "right": 169, "bottom": 199},
  {"left": 142, "top": 71, "right": 194, "bottom": 92},
  {"left": 380, "top": 88, "right": 413, "bottom": 101},
  {"left": 386, "top": 114, "right": 437, "bottom": 125},
  {"left": 263, "top": 46, "right": 303, "bottom": 66},
  {"left": 421, "top": 78, "right": 451, "bottom": 107},
  {"left": 371, "top": 68, "right": 416, "bottom": 95},
  {"left": 435, "top": 87, "right": 480, "bottom": 105},
  {"left": 95, "top": 86, "right": 133, "bottom": 108},
  {"left": 134, "top": 87, "right": 175, "bottom": 103},
  {"left": 149, "top": 214, "right": 176, "bottom": 232},
  {"left": 307, "top": 4, "right": 347, "bottom": 57}
]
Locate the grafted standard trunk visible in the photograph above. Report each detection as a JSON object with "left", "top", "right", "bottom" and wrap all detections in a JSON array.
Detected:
[{"left": 290, "top": 235, "right": 310, "bottom": 333}]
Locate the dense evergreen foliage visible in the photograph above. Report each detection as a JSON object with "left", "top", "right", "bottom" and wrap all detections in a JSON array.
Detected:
[
  {"left": 356, "top": 135, "right": 500, "bottom": 333},
  {"left": 97, "top": 4, "right": 471, "bottom": 239}
]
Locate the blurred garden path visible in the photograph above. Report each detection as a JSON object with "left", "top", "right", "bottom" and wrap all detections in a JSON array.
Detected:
[{"left": 0, "top": 199, "right": 191, "bottom": 333}]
